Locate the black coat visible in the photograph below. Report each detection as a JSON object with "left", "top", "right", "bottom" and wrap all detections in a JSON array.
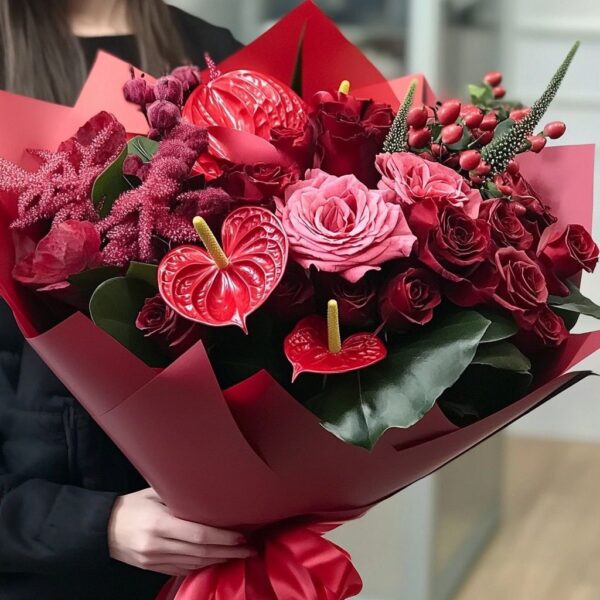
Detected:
[{"left": 0, "top": 9, "right": 241, "bottom": 599}]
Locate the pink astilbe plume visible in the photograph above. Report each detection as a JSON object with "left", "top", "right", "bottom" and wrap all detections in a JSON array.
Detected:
[
  {"left": 99, "top": 123, "right": 228, "bottom": 266},
  {"left": 0, "top": 112, "right": 126, "bottom": 230}
]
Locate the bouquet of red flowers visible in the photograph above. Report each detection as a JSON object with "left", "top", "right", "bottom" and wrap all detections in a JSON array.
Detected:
[{"left": 1, "top": 3, "right": 600, "bottom": 598}]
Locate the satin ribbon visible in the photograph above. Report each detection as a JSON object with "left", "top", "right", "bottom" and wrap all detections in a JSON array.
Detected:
[{"left": 156, "top": 523, "right": 362, "bottom": 600}]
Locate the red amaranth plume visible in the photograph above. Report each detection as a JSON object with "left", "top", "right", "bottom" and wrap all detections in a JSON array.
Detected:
[
  {"left": 98, "top": 123, "right": 229, "bottom": 266},
  {"left": 0, "top": 112, "right": 126, "bottom": 230}
]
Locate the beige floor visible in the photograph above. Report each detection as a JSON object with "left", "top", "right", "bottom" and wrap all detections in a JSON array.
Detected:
[{"left": 454, "top": 437, "right": 600, "bottom": 600}]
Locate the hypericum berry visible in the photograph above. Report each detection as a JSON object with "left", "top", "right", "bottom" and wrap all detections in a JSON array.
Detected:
[
  {"left": 484, "top": 71, "right": 503, "bottom": 87},
  {"left": 431, "top": 143, "right": 444, "bottom": 157},
  {"left": 509, "top": 108, "right": 530, "bottom": 122},
  {"left": 437, "top": 100, "right": 461, "bottom": 125},
  {"left": 493, "top": 86, "right": 506, "bottom": 99},
  {"left": 407, "top": 105, "right": 429, "bottom": 129},
  {"left": 474, "top": 161, "right": 491, "bottom": 176},
  {"left": 420, "top": 152, "right": 436, "bottom": 162},
  {"left": 408, "top": 128, "right": 432, "bottom": 148},
  {"left": 459, "top": 149, "right": 482, "bottom": 171},
  {"left": 507, "top": 160, "right": 520, "bottom": 175},
  {"left": 544, "top": 121, "right": 566, "bottom": 139},
  {"left": 479, "top": 112, "right": 498, "bottom": 131},
  {"left": 470, "top": 173, "right": 484, "bottom": 185},
  {"left": 527, "top": 135, "right": 547, "bottom": 153},
  {"left": 444, "top": 154, "right": 460, "bottom": 168},
  {"left": 463, "top": 110, "right": 484, "bottom": 129},
  {"left": 441, "top": 124, "right": 464, "bottom": 145}
]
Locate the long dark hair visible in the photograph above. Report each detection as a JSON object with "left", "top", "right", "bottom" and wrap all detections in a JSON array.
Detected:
[{"left": 0, "top": 0, "right": 186, "bottom": 105}]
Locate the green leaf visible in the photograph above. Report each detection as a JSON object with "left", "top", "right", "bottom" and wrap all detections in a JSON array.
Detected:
[
  {"left": 89, "top": 277, "right": 168, "bottom": 367},
  {"left": 307, "top": 311, "right": 491, "bottom": 449},
  {"left": 549, "top": 280, "right": 600, "bottom": 320},
  {"left": 472, "top": 341, "right": 531, "bottom": 373},
  {"left": 126, "top": 261, "right": 158, "bottom": 288},
  {"left": 127, "top": 136, "right": 159, "bottom": 162},
  {"left": 468, "top": 83, "right": 493, "bottom": 105},
  {"left": 476, "top": 307, "right": 519, "bottom": 343},
  {"left": 68, "top": 266, "right": 123, "bottom": 299},
  {"left": 92, "top": 144, "right": 129, "bottom": 218}
]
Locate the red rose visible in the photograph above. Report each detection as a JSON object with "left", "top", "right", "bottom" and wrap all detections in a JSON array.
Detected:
[
  {"left": 266, "top": 264, "right": 315, "bottom": 323},
  {"left": 13, "top": 220, "right": 101, "bottom": 290},
  {"left": 320, "top": 275, "right": 378, "bottom": 329},
  {"left": 409, "top": 198, "right": 497, "bottom": 306},
  {"left": 136, "top": 294, "right": 205, "bottom": 357},
  {"left": 218, "top": 162, "right": 299, "bottom": 203},
  {"left": 532, "top": 306, "right": 569, "bottom": 347},
  {"left": 310, "top": 91, "right": 394, "bottom": 187},
  {"left": 379, "top": 268, "right": 442, "bottom": 330},
  {"left": 270, "top": 123, "right": 317, "bottom": 173},
  {"left": 493, "top": 248, "right": 548, "bottom": 327},
  {"left": 538, "top": 223, "right": 599, "bottom": 279},
  {"left": 480, "top": 198, "right": 534, "bottom": 251}
]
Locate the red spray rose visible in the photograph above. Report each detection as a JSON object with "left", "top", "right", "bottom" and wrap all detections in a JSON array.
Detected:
[
  {"left": 409, "top": 198, "right": 497, "bottom": 306},
  {"left": 320, "top": 276, "right": 378, "bottom": 329},
  {"left": 218, "top": 162, "right": 299, "bottom": 203},
  {"left": 266, "top": 264, "right": 315, "bottom": 323},
  {"left": 537, "top": 223, "right": 599, "bottom": 279},
  {"left": 379, "top": 268, "right": 442, "bottom": 330},
  {"left": 532, "top": 306, "right": 569, "bottom": 347},
  {"left": 493, "top": 248, "right": 548, "bottom": 328},
  {"left": 479, "top": 198, "right": 534, "bottom": 251},
  {"left": 270, "top": 123, "right": 317, "bottom": 173},
  {"left": 136, "top": 294, "right": 206, "bottom": 357},
  {"left": 310, "top": 91, "right": 394, "bottom": 187},
  {"left": 13, "top": 220, "right": 101, "bottom": 291}
]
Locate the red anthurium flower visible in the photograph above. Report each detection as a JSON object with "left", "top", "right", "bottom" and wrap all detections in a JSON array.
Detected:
[
  {"left": 158, "top": 206, "right": 288, "bottom": 333},
  {"left": 284, "top": 300, "right": 387, "bottom": 382}
]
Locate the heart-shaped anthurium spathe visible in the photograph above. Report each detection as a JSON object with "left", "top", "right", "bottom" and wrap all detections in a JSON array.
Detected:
[
  {"left": 158, "top": 206, "right": 288, "bottom": 333},
  {"left": 285, "top": 300, "right": 387, "bottom": 382}
]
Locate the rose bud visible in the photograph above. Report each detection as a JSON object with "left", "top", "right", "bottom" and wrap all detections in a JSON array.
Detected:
[
  {"left": 479, "top": 112, "right": 498, "bottom": 131},
  {"left": 147, "top": 100, "right": 181, "bottom": 131},
  {"left": 408, "top": 127, "right": 431, "bottom": 148},
  {"left": 266, "top": 264, "right": 315, "bottom": 323},
  {"left": 153, "top": 75, "right": 184, "bottom": 105},
  {"left": 437, "top": 100, "right": 461, "bottom": 126},
  {"left": 527, "top": 134, "right": 547, "bottom": 153},
  {"left": 544, "top": 121, "right": 566, "bottom": 139},
  {"left": 537, "top": 223, "right": 599, "bottom": 279},
  {"left": 459, "top": 149, "right": 481, "bottom": 171},
  {"left": 123, "top": 77, "right": 149, "bottom": 106},
  {"left": 509, "top": 108, "right": 530, "bottom": 122},
  {"left": 484, "top": 71, "right": 503, "bottom": 87},
  {"left": 441, "top": 124, "right": 464, "bottom": 145},
  {"left": 379, "top": 268, "right": 442, "bottom": 330},
  {"left": 324, "top": 276, "right": 378, "bottom": 329},
  {"left": 493, "top": 86, "right": 506, "bottom": 99},
  {"left": 532, "top": 306, "right": 569, "bottom": 347},
  {"left": 407, "top": 105, "right": 429, "bottom": 129},
  {"left": 463, "top": 109, "right": 484, "bottom": 129}
]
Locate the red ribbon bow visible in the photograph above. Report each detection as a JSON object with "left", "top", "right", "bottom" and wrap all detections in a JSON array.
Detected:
[{"left": 157, "top": 523, "right": 362, "bottom": 600}]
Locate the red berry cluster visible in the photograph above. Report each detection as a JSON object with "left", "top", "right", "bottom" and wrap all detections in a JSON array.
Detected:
[{"left": 404, "top": 71, "right": 566, "bottom": 193}]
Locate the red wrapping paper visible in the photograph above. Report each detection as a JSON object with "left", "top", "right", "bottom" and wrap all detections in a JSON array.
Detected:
[{"left": 1, "top": 3, "right": 600, "bottom": 597}]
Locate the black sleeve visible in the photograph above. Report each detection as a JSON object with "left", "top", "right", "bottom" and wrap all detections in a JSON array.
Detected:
[{"left": 0, "top": 476, "right": 118, "bottom": 574}]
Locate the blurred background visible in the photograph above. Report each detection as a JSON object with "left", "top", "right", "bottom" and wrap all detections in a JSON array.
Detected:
[{"left": 166, "top": 1, "right": 600, "bottom": 599}]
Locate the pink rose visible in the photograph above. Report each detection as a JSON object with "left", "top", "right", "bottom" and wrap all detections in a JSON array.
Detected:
[
  {"left": 276, "top": 169, "right": 416, "bottom": 283},
  {"left": 13, "top": 220, "right": 101, "bottom": 291},
  {"left": 376, "top": 152, "right": 481, "bottom": 217}
]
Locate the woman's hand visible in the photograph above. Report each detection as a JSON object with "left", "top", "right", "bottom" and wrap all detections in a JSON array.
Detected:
[{"left": 108, "top": 488, "right": 254, "bottom": 576}]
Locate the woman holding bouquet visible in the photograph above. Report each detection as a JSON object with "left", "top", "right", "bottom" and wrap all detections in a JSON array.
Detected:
[{"left": 0, "top": 1, "right": 251, "bottom": 599}]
